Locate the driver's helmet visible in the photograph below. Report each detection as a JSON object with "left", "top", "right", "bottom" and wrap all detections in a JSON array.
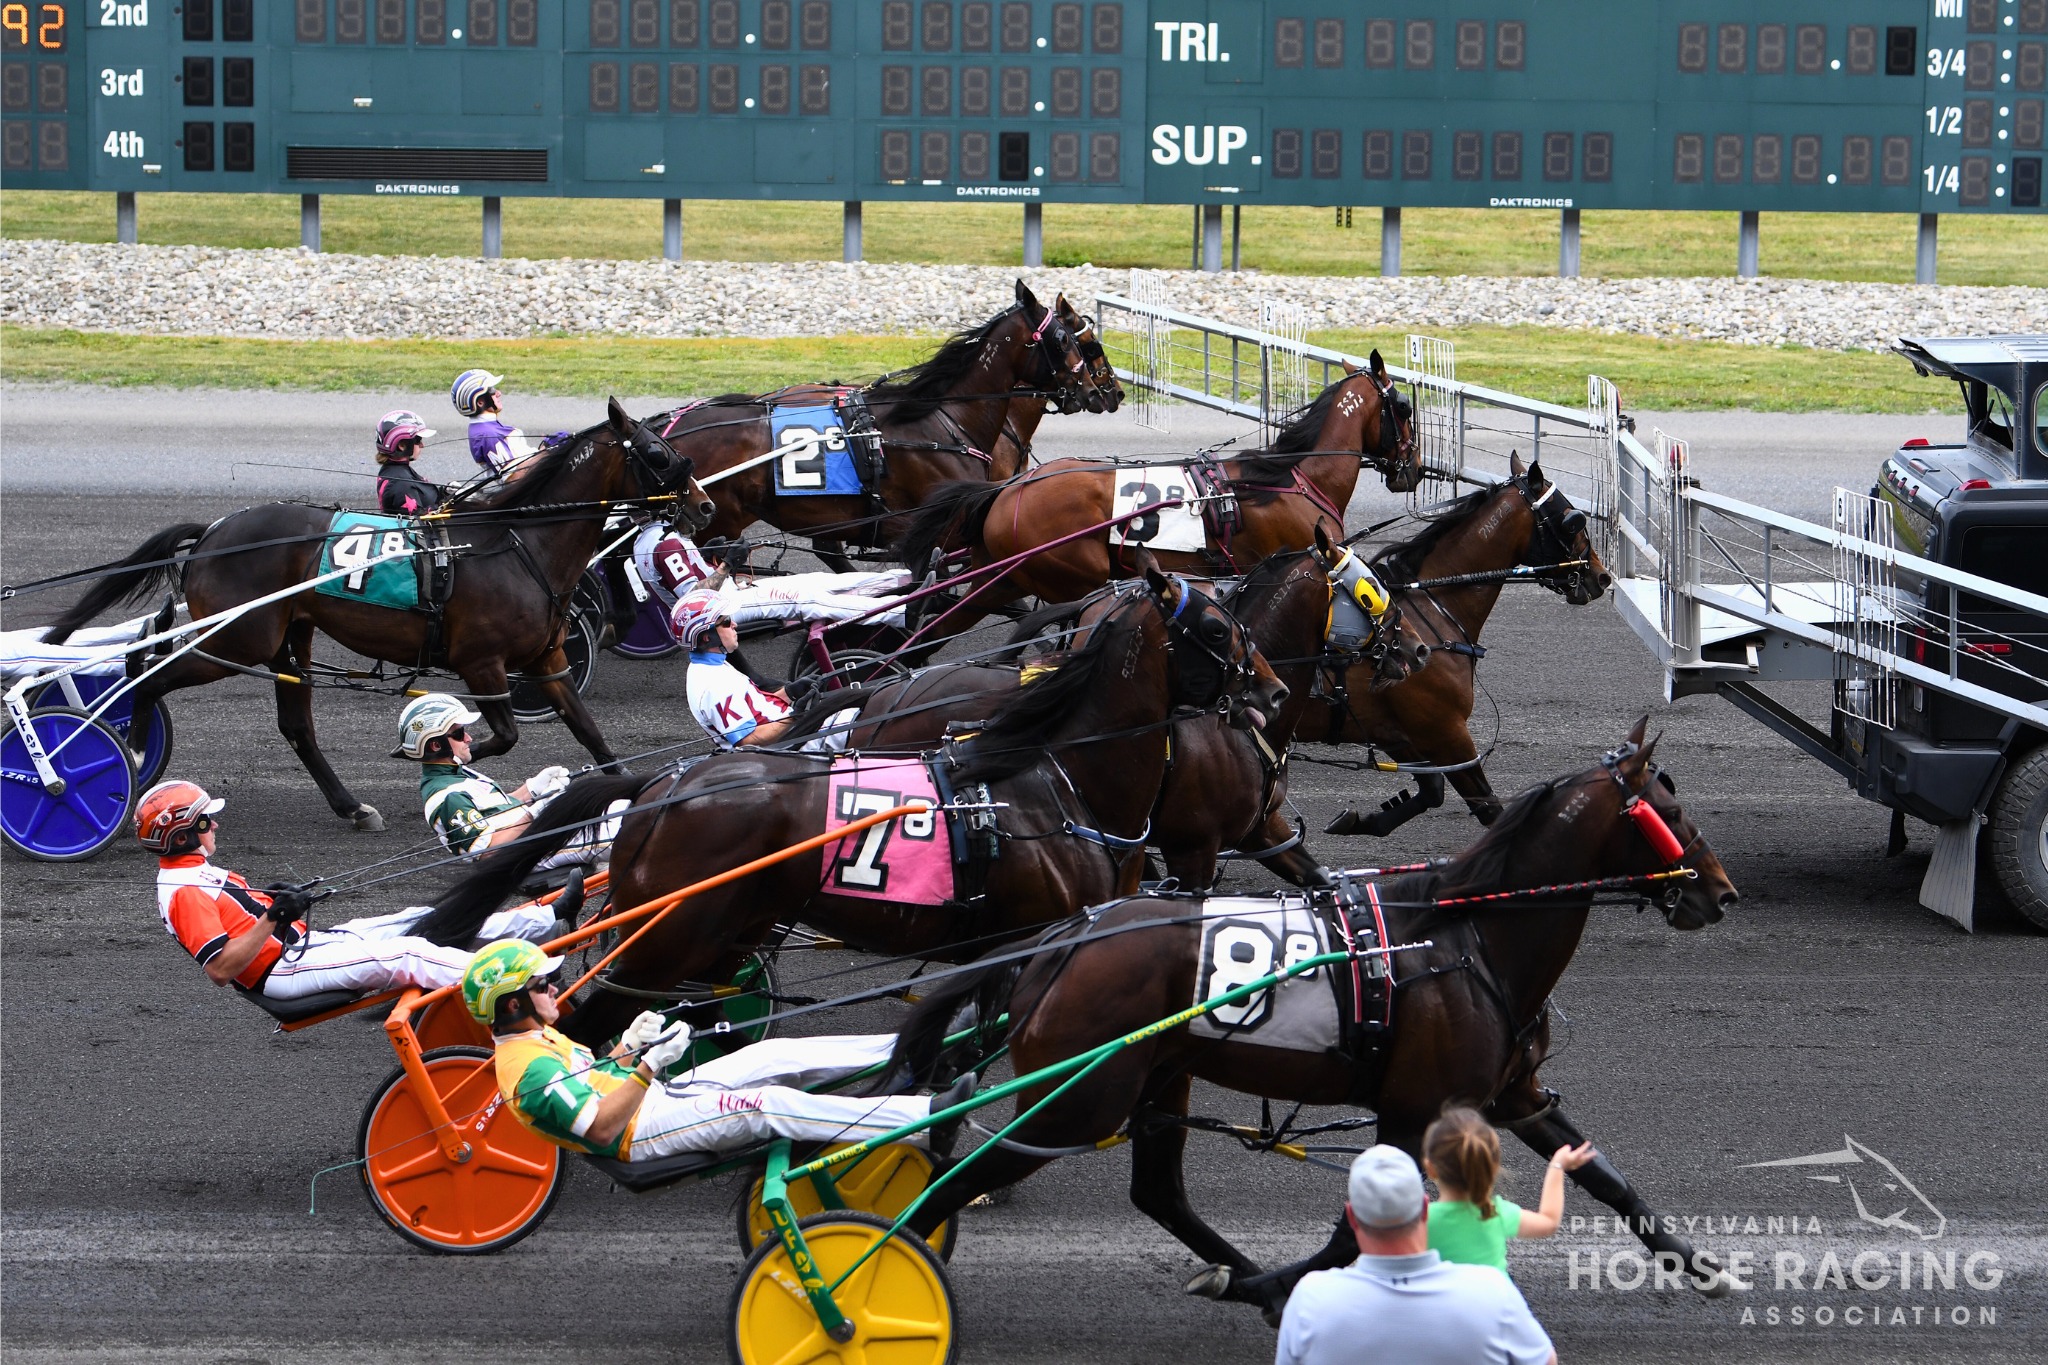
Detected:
[
  {"left": 375, "top": 410, "right": 436, "bottom": 462},
  {"left": 392, "top": 692, "right": 483, "bottom": 760},
  {"left": 461, "top": 939, "right": 564, "bottom": 1026},
  {"left": 135, "top": 779, "right": 225, "bottom": 854},
  {"left": 670, "top": 588, "right": 728, "bottom": 651},
  {"left": 451, "top": 369, "right": 504, "bottom": 418}
]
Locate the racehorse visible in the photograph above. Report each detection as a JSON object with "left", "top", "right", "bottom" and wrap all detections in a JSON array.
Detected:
[
  {"left": 1311, "top": 452, "right": 1612, "bottom": 837},
  {"left": 415, "top": 563, "right": 1288, "bottom": 1048},
  {"left": 42, "top": 401, "right": 712, "bottom": 831},
  {"left": 888, "top": 719, "right": 1739, "bottom": 1319},
  {"left": 991, "top": 295, "right": 1126, "bottom": 469},
  {"left": 670, "top": 282, "right": 1101, "bottom": 562},
  {"left": 894, "top": 355, "right": 1421, "bottom": 639},
  {"left": 838, "top": 526, "right": 1428, "bottom": 890}
]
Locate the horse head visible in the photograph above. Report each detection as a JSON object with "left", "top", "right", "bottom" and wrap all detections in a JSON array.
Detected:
[
  {"left": 1345, "top": 352, "right": 1421, "bottom": 493},
  {"left": 1593, "top": 716, "right": 1738, "bottom": 929},
  {"left": 1508, "top": 450, "right": 1610, "bottom": 605},
  {"left": 1135, "top": 553, "right": 1289, "bottom": 732},
  {"left": 1310, "top": 522, "right": 1430, "bottom": 688},
  {"left": 607, "top": 397, "right": 716, "bottom": 534},
  {"left": 1011, "top": 280, "right": 1097, "bottom": 416},
  {"left": 1057, "top": 293, "right": 1124, "bottom": 414}
]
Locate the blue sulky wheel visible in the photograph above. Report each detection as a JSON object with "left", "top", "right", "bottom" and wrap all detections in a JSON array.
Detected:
[
  {"left": 31, "top": 676, "right": 174, "bottom": 790},
  {"left": 1, "top": 707, "right": 137, "bottom": 861}
]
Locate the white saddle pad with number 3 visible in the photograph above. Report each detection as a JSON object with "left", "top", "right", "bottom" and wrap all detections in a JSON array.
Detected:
[
  {"left": 1110, "top": 465, "right": 1208, "bottom": 555},
  {"left": 1185, "top": 895, "right": 1340, "bottom": 1053}
]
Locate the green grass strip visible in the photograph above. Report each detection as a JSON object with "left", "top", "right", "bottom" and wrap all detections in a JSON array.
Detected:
[{"left": 1, "top": 323, "right": 1946, "bottom": 413}]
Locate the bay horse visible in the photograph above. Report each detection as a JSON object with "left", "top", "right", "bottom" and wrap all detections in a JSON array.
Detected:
[
  {"left": 669, "top": 282, "right": 1100, "bottom": 561},
  {"left": 894, "top": 354, "right": 1421, "bottom": 639},
  {"left": 837, "top": 527, "right": 1427, "bottom": 890},
  {"left": 415, "top": 564, "right": 1289, "bottom": 1047},
  {"left": 889, "top": 719, "right": 1739, "bottom": 1319},
  {"left": 1311, "top": 452, "right": 1612, "bottom": 838},
  {"left": 42, "top": 400, "right": 713, "bottom": 831},
  {"left": 991, "top": 295, "right": 1126, "bottom": 469}
]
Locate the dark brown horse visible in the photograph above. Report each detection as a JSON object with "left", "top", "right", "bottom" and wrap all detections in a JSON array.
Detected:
[
  {"left": 43, "top": 401, "right": 713, "bottom": 830},
  {"left": 895, "top": 356, "right": 1421, "bottom": 639},
  {"left": 416, "top": 566, "right": 1288, "bottom": 1046},
  {"left": 992, "top": 295, "right": 1126, "bottom": 468},
  {"left": 671, "top": 282, "right": 1100, "bottom": 560},
  {"left": 1315, "top": 452, "right": 1612, "bottom": 838},
  {"left": 889, "top": 719, "right": 1738, "bottom": 1319}
]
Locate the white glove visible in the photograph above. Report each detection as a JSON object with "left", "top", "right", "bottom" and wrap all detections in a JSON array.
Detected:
[
  {"left": 640, "top": 1020, "right": 695, "bottom": 1075},
  {"left": 620, "top": 1011, "right": 669, "bottom": 1052},
  {"left": 525, "top": 765, "right": 573, "bottom": 801}
]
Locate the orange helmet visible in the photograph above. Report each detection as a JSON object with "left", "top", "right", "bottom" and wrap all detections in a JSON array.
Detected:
[{"left": 135, "top": 779, "right": 225, "bottom": 854}]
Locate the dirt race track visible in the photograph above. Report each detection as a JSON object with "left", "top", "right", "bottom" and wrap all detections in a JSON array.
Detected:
[{"left": 2, "top": 397, "right": 2044, "bottom": 1365}]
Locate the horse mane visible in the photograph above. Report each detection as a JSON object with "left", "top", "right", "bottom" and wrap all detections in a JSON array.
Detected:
[
  {"left": 1222, "top": 546, "right": 1312, "bottom": 623},
  {"left": 946, "top": 593, "right": 1128, "bottom": 784},
  {"left": 768, "top": 683, "right": 891, "bottom": 747},
  {"left": 452, "top": 423, "right": 603, "bottom": 511},
  {"left": 1368, "top": 488, "right": 1494, "bottom": 583},
  {"left": 1228, "top": 382, "right": 1347, "bottom": 490},
  {"left": 865, "top": 312, "right": 1008, "bottom": 423}
]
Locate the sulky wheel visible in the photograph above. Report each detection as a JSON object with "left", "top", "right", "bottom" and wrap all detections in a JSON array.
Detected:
[
  {"left": 738, "top": 1143, "right": 957, "bottom": 1260},
  {"left": 728, "top": 1211, "right": 959, "bottom": 1365},
  {"left": 789, "top": 646, "right": 911, "bottom": 691},
  {"left": 0, "top": 707, "right": 136, "bottom": 861},
  {"left": 511, "top": 607, "right": 601, "bottom": 724},
  {"left": 611, "top": 595, "right": 683, "bottom": 660},
  {"left": 1987, "top": 744, "right": 2048, "bottom": 931},
  {"left": 30, "top": 677, "right": 174, "bottom": 791},
  {"left": 410, "top": 994, "right": 494, "bottom": 1053},
  {"left": 357, "top": 1045, "right": 565, "bottom": 1254}
]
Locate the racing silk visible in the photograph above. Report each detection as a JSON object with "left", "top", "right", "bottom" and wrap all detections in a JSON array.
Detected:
[
  {"left": 686, "top": 649, "right": 791, "bottom": 749},
  {"left": 631, "top": 523, "right": 715, "bottom": 611},
  {"left": 493, "top": 1026, "right": 641, "bottom": 1158},
  {"left": 420, "top": 762, "right": 528, "bottom": 855},
  {"left": 377, "top": 462, "right": 443, "bottom": 516},
  {"left": 157, "top": 855, "right": 308, "bottom": 989},
  {"left": 468, "top": 417, "right": 533, "bottom": 476}
]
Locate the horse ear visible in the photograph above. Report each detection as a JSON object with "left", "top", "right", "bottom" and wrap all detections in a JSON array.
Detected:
[
  {"left": 1368, "top": 348, "right": 1387, "bottom": 378},
  {"left": 606, "top": 397, "right": 632, "bottom": 433},
  {"left": 1509, "top": 449, "right": 1526, "bottom": 477},
  {"left": 1341, "top": 359, "right": 1361, "bottom": 376},
  {"left": 1015, "top": 278, "right": 1040, "bottom": 311},
  {"left": 1314, "top": 522, "right": 1337, "bottom": 561},
  {"left": 1624, "top": 714, "right": 1649, "bottom": 749}
]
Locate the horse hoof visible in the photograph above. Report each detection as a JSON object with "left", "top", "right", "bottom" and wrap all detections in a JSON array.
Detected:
[
  {"left": 351, "top": 804, "right": 385, "bottom": 833},
  {"left": 1695, "top": 1267, "right": 1737, "bottom": 1299},
  {"left": 1323, "top": 810, "right": 1362, "bottom": 836},
  {"left": 1184, "top": 1265, "right": 1233, "bottom": 1300}
]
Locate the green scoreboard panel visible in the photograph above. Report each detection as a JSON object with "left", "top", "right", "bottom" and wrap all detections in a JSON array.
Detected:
[{"left": 3, "top": 1, "right": 2043, "bottom": 213}]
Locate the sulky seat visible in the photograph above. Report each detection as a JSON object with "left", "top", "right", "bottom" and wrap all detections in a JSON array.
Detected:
[
  {"left": 236, "top": 985, "right": 371, "bottom": 1024},
  {"left": 583, "top": 1147, "right": 732, "bottom": 1192}
]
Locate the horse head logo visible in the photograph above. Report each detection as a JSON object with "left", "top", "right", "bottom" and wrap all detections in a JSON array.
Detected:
[{"left": 1741, "top": 1136, "right": 1946, "bottom": 1240}]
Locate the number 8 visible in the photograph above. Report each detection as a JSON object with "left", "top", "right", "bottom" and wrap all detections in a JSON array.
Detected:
[{"left": 1206, "top": 924, "right": 1274, "bottom": 1028}]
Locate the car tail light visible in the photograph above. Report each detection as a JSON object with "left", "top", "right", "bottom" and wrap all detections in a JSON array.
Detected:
[
  {"left": 1963, "top": 641, "right": 2013, "bottom": 656},
  {"left": 1959, "top": 478, "right": 1992, "bottom": 491},
  {"left": 1903, "top": 437, "right": 1931, "bottom": 447}
]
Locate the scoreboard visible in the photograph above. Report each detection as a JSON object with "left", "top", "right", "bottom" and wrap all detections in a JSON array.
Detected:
[{"left": 3, "top": 0, "right": 2045, "bottom": 214}]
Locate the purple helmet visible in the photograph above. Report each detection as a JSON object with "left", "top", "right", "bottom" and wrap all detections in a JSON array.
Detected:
[{"left": 376, "top": 410, "right": 437, "bottom": 461}]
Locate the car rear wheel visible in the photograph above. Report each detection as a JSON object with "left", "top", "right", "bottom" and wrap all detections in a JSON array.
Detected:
[{"left": 1987, "top": 745, "right": 2048, "bottom": 931}]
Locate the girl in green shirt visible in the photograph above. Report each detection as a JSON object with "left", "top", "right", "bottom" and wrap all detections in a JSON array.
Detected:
[{"left": 1422, "top": 1106, "right": 1598, "bottom": 1275}]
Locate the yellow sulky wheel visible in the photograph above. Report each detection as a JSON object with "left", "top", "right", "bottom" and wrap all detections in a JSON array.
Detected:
[
  {"left": 729, "top": 1212, "right": 958, "bottom": 1365},
  {"left": 738, "top": 1144, "right": 957, "bottom": 1260}
]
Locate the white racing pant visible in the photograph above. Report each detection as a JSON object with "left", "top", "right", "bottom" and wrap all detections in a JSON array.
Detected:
[
  {"left": 626, "top": 1033, "right": 934, "bottom": 1160},
  {"left": 259, "top": 901, "right": 556, "bottom": 1000},
  {"left": 727, "top": 571, "right": 913, "bottom": 633},
  {"left": 527, "top": 798, "right": 629, "bottom": 872}
]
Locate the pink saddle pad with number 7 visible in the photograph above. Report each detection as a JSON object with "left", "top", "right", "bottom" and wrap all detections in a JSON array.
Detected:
[{"left": 820, "top": 757, "right": 951, "bottom": 905}]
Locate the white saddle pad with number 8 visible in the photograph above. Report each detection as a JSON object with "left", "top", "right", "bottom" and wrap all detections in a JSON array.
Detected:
[
  {"left": 1185, "top": 895, "right": 1340, "bottom": 1054},
  {"left": 1110, "top": 465, "right": 1208, "bottom": 555}
]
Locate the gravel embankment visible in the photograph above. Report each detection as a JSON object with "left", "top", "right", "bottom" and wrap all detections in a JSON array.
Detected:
[{"left": 4, "top": 237, "right": 2043, "bottom": 349}]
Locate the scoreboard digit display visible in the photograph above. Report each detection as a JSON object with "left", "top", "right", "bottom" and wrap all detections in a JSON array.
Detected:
[{"left": 1, "top": 1, "right": 2041, "bottom": 216}]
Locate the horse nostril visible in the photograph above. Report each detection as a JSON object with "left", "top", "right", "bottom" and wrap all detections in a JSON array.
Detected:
[
  {"left": 1598, "top": 572, "right": 1614, "bottom": 588},
  {"left": 1718, "top": 889, "right": 1740, "bottom": 908}
]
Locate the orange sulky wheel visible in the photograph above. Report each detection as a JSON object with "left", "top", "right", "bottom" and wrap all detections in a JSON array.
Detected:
[{"left": 357, "top": 1045, "right": 566, "bottom": 1254}]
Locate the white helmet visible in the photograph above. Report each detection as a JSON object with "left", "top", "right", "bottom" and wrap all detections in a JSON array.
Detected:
[
  {"left": 670, "top": 588, "right": 729, "bottom": 650},
  {"left": 393, "top": 692, "right": 483, "bottom": 760},
  {"left": 451, "top": 369, "right": 504, "bottom": 418}
]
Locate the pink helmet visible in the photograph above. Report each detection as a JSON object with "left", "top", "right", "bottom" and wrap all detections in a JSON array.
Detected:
[
  {"left": 376, "top": 410, "right": 437, "bottom": 461},
  {"left": 670, "top": 588, "right": 729, "bottom": 650}
]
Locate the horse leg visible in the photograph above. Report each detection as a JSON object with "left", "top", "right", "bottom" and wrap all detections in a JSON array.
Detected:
[
  {"left": 274, "top": 620, "right": 381, "bottom": 830},
  {"left": 502, "top": 643, "right": 621, "bottom": 772},
  {"left": 1324, "top": 771, "right": 1444, "bottom": 838},
  {"left": 1241, "top": 808, "right": 1329, "bottom": 889},
  {"left": 812, "top": 539, "right": 858, "bottom": 574},
  {"left": 1444, "top": 748, "right": 1504, "bottom": 824},
  {"left": 1160, "top": 842, "right": 1221, "bottom": 893},
  {"left": 462, "top": 660, "right": 521, "bottom": 762}
]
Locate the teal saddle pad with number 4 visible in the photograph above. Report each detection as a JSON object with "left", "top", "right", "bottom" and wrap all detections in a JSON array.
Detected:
[{"left": 315, "top": 512, "right": 422, "bottom": 610}]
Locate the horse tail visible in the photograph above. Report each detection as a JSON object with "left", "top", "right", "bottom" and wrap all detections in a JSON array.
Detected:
[
  {"left": 40, "top": 522, "right": 208, "bottom": 643},
  {"left": 412, "top": 772, "right": 648, "bottom": 946},
  {"left": 896, "top": 480, "right": 1001, "bottom": 573},
  {"left": 888, "top": 955, "right": 1022, "bottom": 1088}
]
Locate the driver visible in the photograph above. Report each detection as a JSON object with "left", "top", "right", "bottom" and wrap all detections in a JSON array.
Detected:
[
  {"left": 452, "top": 369, "right": 536, "bottom": 478},
  {"left": 631, "top": 520, "right": 912, "bottom": 630},
  {"left": 374, "top": 410, "right": 443, "bottom": 516},
  {"left": 395, "top": 693, "right": 619, "bottom": 864},
  {"left": 144, "top": 779, "right": 558, "bottom": 1003},
  {"left": 671, "top": 590, "right": 797, "bottom": 750},
  {"left": 463, "top": 940, "right": 972, "bottom": 1162}
]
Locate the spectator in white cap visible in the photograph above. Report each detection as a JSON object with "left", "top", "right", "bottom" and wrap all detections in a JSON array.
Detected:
[{"left": 1274, "top": 1144, "right": 1556, "bottom": 1365}]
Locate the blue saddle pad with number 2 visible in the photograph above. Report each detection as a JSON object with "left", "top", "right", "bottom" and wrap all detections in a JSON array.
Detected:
[
  {"left": 315, "top": 512, "right": 421, "bottom": 610},
  {"left": 770, "top": 404, "right": 862, "bottom": 497}
]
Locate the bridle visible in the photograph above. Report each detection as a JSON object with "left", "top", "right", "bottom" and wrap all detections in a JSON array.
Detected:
[
  {"left": 1156, "top": 575, "right": 1260, "bottom": 718},
  {"left": 1066, "top": 311, "right": 1125, "bottom": 413},
  {"left": 617, "top": 418, "right": 712, "bottom": 532},
  {"left": 1019, "top": 301, "right": 1093, "bottom": 415},
  {"left": 1511, "top": 469, "right": 1596, "bottom": 603},
  {"left": 1363, "top": 370, "right": 1418, "bottom": 476},
  {"left": 1600, "top": 742, "right": 1698, "bottom": 896}
]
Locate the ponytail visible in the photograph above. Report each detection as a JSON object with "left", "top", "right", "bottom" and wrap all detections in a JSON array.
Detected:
[{"left": 1423, "top": 1106, "right": 1502, "bottom": 1222}]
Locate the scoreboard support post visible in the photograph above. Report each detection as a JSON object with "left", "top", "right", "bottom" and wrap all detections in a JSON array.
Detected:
[
  {"left": 1917, "top": 214, "right": 1939, "bottom": 286},
  {"left": 116, "top": 194, "right": 136, "bottom": 247},
  {"left": 1230, "top": 206, "right": 1241, "bottom": 273},
  {"left": 663, "top": 200, "right": 682, "bottom": 263},
  {"left": 1560, "top": 209, "right": 1581, "bottom": 279},
  {"left": 1738, "top": 212, "right": 1760, "bottom": 279},
  {"left": 842, "top": 202, "right": 862, "bottom": 265},
  {"left": 1381, "top": 207, "right": 1401, "bottom": 279},
  {"left": 301, "top": 196, "right": 321, "bottom": 254},
  {"left": 1023, "top": 202, "right": 1043, "bottom": 269},
  {"left": 482, "top": 198, "right": 503, "bottom": 261},
  {"left": 1200, "top": 203, "right": 1222, "bottom": 273}
]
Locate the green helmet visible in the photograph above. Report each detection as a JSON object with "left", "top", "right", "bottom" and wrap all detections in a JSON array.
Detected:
[
  {"left": 462, "top": 939, "right": 564, "bottom": 1025},
  {"left": 392, "top": 692, "right": 483, "bottom": 760}
]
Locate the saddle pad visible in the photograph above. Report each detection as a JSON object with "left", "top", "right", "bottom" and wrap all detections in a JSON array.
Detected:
[
  {"left": 315, "top": 512, "right": 420, "bottom": 610},
  {"left": 770, "top": 403, "right": 863, "bottom": 497},
  {"left": 1186, "top": 895, "right": 1340, "bottom": 1054},
  {"left": 1110, "top": 465, "right": 1208, "bottom": 555},
  {"left": 820, "top": 756, "right": 951, "bottom": 905}
]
